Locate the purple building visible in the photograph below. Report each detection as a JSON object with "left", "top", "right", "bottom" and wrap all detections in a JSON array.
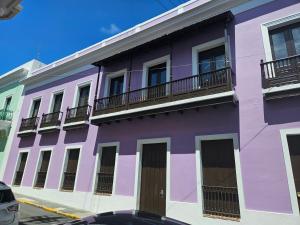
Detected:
[{"left": 3, "top": 0, "right": 300, "bottom": 224}]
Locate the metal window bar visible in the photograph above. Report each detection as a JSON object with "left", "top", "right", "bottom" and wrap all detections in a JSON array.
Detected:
[
  {"left": 261, "top": 54, "right": 300, "bottom": 88},
  {"left": 95, "top": 172, "right": 114, "bottom": 194},
  {"left": 94, "top": 67, "right": 232, "bottom": 115},
  {"left": 40, "top": 111, "right": 63, "bottom": 128},
  {"left": 19, "top": 117, "right": 39, "bottom": 132},
  {"left": 13, "top": 171, "right": 24, "bottom": 186},
  {"left": 202, "top": 185, "right": 240, "bottom": 218},
  {"left": 62, "top": 172, "right": 76, "bottom": 191},
  {"left": 34, "top": 171, "right": 47, "bottom": 188}
]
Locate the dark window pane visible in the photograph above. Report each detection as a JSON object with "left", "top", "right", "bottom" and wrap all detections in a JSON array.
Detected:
[
  {"left": 271, "top": 32, "right": 289, "bottom": 59},
  {"left": 78, "top": 85, "right": 90, "bottom": 106},
  {"left": 109, "top": 76, "right": 124, "bottom": 96},
  {"left": 292, "top": 27, "right": 300, "bottom": 55},
  {"left": 148, "top": 63, "right": 167, "bottom": 87},
  {"left": 4, "top": 97, "right": 12, "bottom": 111},
  {"left": 31, "top": 99, "right": 41, "bottom": 117},
  {"left": 66, "top": 149, "right": 80, "bottom": 173},
  {"left": 52, "top": 93, "right": 63, "bottom": 112},
  {"left": 198, "top": 46, "right": 225, "bottom": 74}
]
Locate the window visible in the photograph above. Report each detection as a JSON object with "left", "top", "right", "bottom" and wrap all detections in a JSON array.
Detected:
[
  {"left": 30, "top": 99, "right": 41, "bottom": 118},
  {"left": 287, "top": 135, "right": 300, "bottom": 212},
  {"left": 61, "top": 148, "right": 80, "bottom": 191},
  {"left": 77, "top": 85, "right": 90, "bottom": 107},
  {"left": 147, "top": 63, "right": 167, "bottom": 99},
  {"left": 3, "top": 97, "right": 12, "bottom": 111},
  {"left": 34, "top": 151, "right": 51, "bottom": 188},
  {"left": 52, "top": 92, "right": 63, "bottom": 113},
  {"left": 200, "top": 139, "right": 240, "bottom": 218},
  {"left": 270, "top": 22, "right": 300, "bottom": 59},
  {"left": 95, "top": 146, "right": 117, "bottom": 195},
  {"left": 109, "top": 76, "right": 124, "bottom": 96},
  {"left": 13, "top": 152, "right": 28, "bottom": 186},
  {"left": 198, "top": 46, "right": 226, "bottom": 74}
]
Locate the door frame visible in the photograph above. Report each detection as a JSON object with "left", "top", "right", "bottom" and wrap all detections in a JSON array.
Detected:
[
  {"left": 195, "top": 133, "right": 245, "bottom": 218},
  {"left": 280, "top": 128, "right": 300, "bottom": 216},
  {"left": 11, "top": 149, "right": 31, "bottom": 186},
  {"left": 134, "top": 137, "right": 171, "bottom": 211}
]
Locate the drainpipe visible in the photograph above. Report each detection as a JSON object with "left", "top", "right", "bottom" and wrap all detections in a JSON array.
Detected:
[
  {"left": 94, "top": 65, "right": 102, "bottom": 111},
  {"left": 169, "top": 38, "right": 173, "bottom": 96},
  {"left": 126, "top": 53, "right": 133, "bottom": 109}
]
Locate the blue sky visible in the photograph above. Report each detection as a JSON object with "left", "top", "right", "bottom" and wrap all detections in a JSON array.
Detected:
[{"left": 0, "top": 0, "right": 188, "bottom": 75}]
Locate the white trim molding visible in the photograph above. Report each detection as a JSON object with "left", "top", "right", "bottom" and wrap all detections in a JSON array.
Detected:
[
  {"left": 134, "top": 137, "right": 171, "bottom": 211},
  {"left": 72, "top": 80, "right": 93, "bottom": 108},
  {"left": 62, "top": 121, "right": 89, "bottom": 129},
  {"left": 195, "top": 133, "right": 246, "bottom": 219},
  {"left": 32, "top": 147, "right": 54, "bottom": 189},
  {"left": 48, "top": 89, "right": 65, "bottom": 113},
  {"left": 192, "top": 37, "right": 226, "bottom": 75},
  {"left": 92, "top": 142, "right": 120, "bottom": 195},
  {"left": 17, "top": 130, "right": 37, "bottom": 136},
  {"left": 27, "top": 96, "right": 42, "bottom": 118},
  {"left": 11, "top": 149, "right": 31, "bottom": 187},
  {"left": 280, "top": 128, "right": 300, "bottom": 216},
  {"left": 261, "top": 12, "right": 300, "bottom": 61},
  {"left": 142, "top": 55, "right": 171, "bottom": 89},
  {"left": 58, "top": 145, "right": 83, "bottom": 192},
  {"left": 103, "top": 69, "right": 128, "bottom": 98}
]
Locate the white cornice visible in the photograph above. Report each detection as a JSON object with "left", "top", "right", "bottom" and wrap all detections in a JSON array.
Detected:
[
  {"left": 0, "top": 68, "right": 27, "bottom": 89},
  {"left": 26, "top": 0, "right": 250, "bottom": 85}
]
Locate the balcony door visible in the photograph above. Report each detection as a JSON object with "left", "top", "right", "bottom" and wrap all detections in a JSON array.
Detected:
[
  {"left": 77, "top": 85, "right": 90, "bottom": 107},
  {"left": 30, "top": 99, "right": 41, "bottom": 118},
  {"left": 62, "top": 148, "right": 80, "bottom": 191},
  {"left": 147, "top": 63, "right": 167, "bottom": 99},
  {"left": 198, "top": 46, "right": 226, "bottom": 87},
  {"left": 200, "top": 139, "right": 240, "bottom": 218},
  {"left": 286, "top": 135, "right": 300, "bottom": 212},
  {"left": 34, "top": 151, "right": 51, "bottom": 188},
  {"left": 13, "top": 152, "right": 28, "bottom": 186},
  {"left": 108, "top": 76, "right": 124, "bottom": 107},
  {"left": 52, "top": 93, "right": 63, "bottom": 113}
]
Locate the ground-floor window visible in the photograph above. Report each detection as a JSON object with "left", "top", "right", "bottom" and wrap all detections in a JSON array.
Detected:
[
  {"left": 13, "top": 152, "right": 28, "bottom": 186},
  {"left": 95, "top": 146, "right": 117, "bottom": 195},
  {"left": 287, "top": 135, "right": 300, "bottom": 212},
  {"left": 61, "top": 148, "right": 80, "bottom": 191},
  {"left": 34, "top": 150, "right": 51, "bottom": 188},
  {"left": 200, "top": 139, "right": 240, "bottom": 219}
]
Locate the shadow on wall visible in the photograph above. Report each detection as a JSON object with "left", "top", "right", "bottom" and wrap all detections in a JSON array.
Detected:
[
  {"left": 64, "top": 127, "right": 89, "bottom": 144},
  {"left": 235, "top": 0, "right": 299, "bottom": 25},
  {"left": 263, "top": 96, "right": 300, "bottom": 125},
  {"left": 39, "top": 132, "right": 59, "bottom": 146},
  {"left": 18, "top": 135, "right": 35, "bottom": 148}
]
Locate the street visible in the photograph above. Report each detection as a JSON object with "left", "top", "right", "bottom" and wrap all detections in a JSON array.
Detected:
[{"left": 19, "top": 203, "right": 72, "bottom": 225}]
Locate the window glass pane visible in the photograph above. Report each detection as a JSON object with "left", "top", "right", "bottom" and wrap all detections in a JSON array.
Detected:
[
  {"left": 199, "top": 59, "right": 211, "bottom": 74},
  {"left": 271, "top": 32, "right": 288, "bottom": 59},
  {"left": 31, "top": 99, "right": 41, "bottom": 117},
  {"left": 109, "top": 76, "right": 124, "bottom": 96},
  {"left": 215, "top": 54, "right": 226, "bottom": 70},
  {"left": 78, "top": 85, "right": 90, "bottom": 106},
  {"left": 148, "top": 63, "right": 166, "bottom": 86},
  {"left": 52, "top": 93, "right": 63, "bottom": 112},
  {"left": 292, "top": 27, "right": 300, "bottom": 55},
  {"left": 4, "top": 97, "right": 12, "bottom": 110}
]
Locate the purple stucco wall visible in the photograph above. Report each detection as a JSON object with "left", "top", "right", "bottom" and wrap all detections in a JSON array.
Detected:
[{"left": 3, "top": 0, "right": 300, "bottom": 214}]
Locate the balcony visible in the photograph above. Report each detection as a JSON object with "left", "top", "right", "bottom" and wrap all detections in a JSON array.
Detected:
[
  {"left": 0, "top": 109, "right": 13, "bottom": 136},
  {"left": 261, "top": 55, "right": 300, "bottom": 100},
  {"left": 91, "top": 67, "right": 236, "bottom": 124},
  {"left": 38, "top": 112, "right": 63, "bottom": 133},
  {"left": 17, "top": 117, "right": 39, "bottom": 136},
  {"left": 63, "top": 105, "right": 91, "bottom": 130}
]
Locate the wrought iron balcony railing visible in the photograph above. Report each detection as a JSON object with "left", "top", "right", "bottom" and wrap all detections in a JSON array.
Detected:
[
  {"left": 0, "top": 109, "right": 13, "bottom": 121},
  {"left": 40, "top": 111, "right": 63, "bottom": 128},
  {"left": 61, "top": 172, "right": 76, "bottom": 191},
  {"left": 94, "top": 67, "right": 232, "bottom": 116},
  {"left": 64, "top": 105, "right": 91, "bottom": 124},
  {"left": 19, "top": 117, "right": 39, "bottom": 132},
  {"left": 202, "top": 185, "right": 240, "bottom": 219},
  {"left": 261, "top": 54, "right": 300, "bottom": 89},
  {"left": 95, "top": 172, "right": 114, "bottom": 194}
]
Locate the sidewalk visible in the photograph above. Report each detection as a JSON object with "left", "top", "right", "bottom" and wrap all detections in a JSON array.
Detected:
[{"left": 16, "top": 193, "right": 93, "bottom": 219}]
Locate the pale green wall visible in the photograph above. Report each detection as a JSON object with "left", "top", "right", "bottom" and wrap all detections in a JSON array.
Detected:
[{"left": 0, "top": 81, "right": 24, "bottom": 167}]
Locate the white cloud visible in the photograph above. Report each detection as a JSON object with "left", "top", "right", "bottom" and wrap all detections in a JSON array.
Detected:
[{"left": 100, "top": 23, "right": 121, "bottom": 35}]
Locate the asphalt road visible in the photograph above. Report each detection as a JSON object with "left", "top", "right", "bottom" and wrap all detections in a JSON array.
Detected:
[{"left": 19, "top": 203, "right": 72, "bottom": 225}]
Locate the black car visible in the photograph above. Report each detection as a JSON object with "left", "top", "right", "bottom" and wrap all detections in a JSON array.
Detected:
[{"left": 60, "top": 210, "right": 190, "bottom": 225}]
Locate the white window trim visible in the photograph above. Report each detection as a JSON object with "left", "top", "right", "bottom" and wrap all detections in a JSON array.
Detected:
[
  {"left": 142, "top": 55, "right": 171, "bottom": 88},
  {"left": 134, "top": 137, "right": 171, "bottom": 211},
  {"left": 11, "top": 149, "right": 31, "bottom": 186},
  {"left": 195, "top": 133, "right": 246, "bottom": 218},
  {"left": 72, "top": 80, "right": 93, "bottom": 108},
  {"left": 27, "top": 96, "right": 42, "bottom": 118},
  {"left": 103, "top": 69, "right": 127, "bottom": 98},
  {"left": 48, "top": 89, "right": 65, "bottom": 113},
  {"left": 58, "top": 145, "right": 83, "bottom": 192},
  {"left": 261, "top": 12, "right": 300, "bottom": 62},
  {"left": 192, "top": 37, "right": 226, "bottom": 76},
  {"left": 92, "top": 142, "right": 120, "bottom": 195},
  {"left": 31, "top": 147, "right": 54, "bottom": 189},
  {"left": 280, "top": 128, "right": 300, "bottom": 216}
]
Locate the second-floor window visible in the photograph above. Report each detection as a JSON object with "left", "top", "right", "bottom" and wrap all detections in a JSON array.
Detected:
[
  {"left": 52, "top": 92, "right": 63, "bottom": 113},
  {"left": 270, "top": 22, "right": 300, "bottom": 60},
  {"left": 30, "top": 99, "right": 41, "bottom": 118},
  {"left": 198, "top": 46, "right": 226, "bottom": 74},
  {"left": 148, "top": 63, "right": 167, "bottom": 87},
  {"left": 109, "top": 76, "right": 124, "bottom": 96},
  {"left": 4, "top": 97, "right": 12, "bottom": 111},
  {"left": 77, "top": 85, "right": 90, "bottom": 107}
]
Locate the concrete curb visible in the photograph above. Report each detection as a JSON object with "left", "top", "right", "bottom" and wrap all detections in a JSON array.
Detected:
[{"left": 17, "top": 198, "right": 81, "bottom": 220}]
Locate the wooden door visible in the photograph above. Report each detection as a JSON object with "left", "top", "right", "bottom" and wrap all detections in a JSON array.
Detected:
[{"left": 139, "top": 143, "right": 166, "bottom": 216}]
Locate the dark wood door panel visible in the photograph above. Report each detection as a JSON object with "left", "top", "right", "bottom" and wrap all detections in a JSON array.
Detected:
[{"left": 139, "top": 143, "right": 167, "bottom": 216}]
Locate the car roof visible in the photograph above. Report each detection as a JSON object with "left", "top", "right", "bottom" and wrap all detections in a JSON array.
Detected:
[{"left": 0, "top": 181, "right": 10, "bottom": 191}]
